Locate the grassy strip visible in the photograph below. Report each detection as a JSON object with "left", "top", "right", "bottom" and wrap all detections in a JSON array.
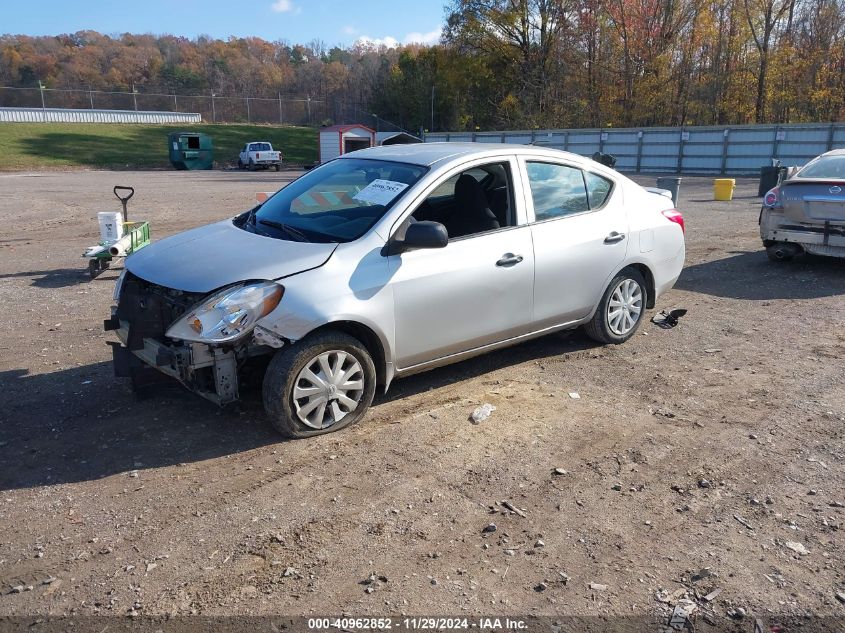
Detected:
[{"left": 0, "top": 123, "right": 317, "bottom": 170}]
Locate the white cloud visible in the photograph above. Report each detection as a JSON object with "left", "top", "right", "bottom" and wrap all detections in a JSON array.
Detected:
[
  {"left": 354, "top": 35, "right": 400, "bottom": 49},
  {"left": 342, "top": 25, "right": 358, "bottom": 35},
  {"left": 403, "top": 27, "right": 442, "bottom": 45},
  {"left": 271, "top": 0, "right": 300, "bottom": 13},
  {"left": 354, "top": 26, "right": 442, "bottom": 49}
]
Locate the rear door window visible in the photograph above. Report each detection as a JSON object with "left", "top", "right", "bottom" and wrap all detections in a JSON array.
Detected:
[{"left": 525, "top": 162, "right": 589, "bottom": 220}]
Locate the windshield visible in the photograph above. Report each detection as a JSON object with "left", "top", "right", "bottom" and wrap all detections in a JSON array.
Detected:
[
  {"left": 244, "top": 158, "right": 426, "bottom": 243},
  {"left": 797, "top": 154, "right": 845, "bottom": 179}
]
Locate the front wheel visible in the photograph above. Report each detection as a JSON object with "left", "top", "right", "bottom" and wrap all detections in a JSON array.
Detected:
[
  {"left": 238, "top": 159, "right": 245, "bottom": 170},
  {"left": 584, "top": 268, "right": 648, "bottom": 344},
  {"left": 262, "top": 330, "right": 376, "bottom": 438}
]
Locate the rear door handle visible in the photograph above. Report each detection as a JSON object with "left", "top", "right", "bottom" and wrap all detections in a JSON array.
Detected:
[
  {"left": 604, "top": 232, "right": 626, "bottom": 244},
  {"left": 496, "top": 253, "right": 524, "bottom": 267}
]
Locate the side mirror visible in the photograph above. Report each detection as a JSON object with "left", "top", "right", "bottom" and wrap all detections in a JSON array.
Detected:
[{"left": 386, "top": 221, "right": 448, "bottom": 255}]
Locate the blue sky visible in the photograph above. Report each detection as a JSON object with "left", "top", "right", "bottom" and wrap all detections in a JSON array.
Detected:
[{"left": 2, "top": 0, "right": 446, "bottom": 47}]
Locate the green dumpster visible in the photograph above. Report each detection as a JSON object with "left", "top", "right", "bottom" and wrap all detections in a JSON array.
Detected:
[{"left": 168, "top": 132, "right": 214, "bottom": 170}]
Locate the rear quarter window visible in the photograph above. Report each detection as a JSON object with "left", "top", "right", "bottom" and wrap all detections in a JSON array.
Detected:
[{"left": 584, "top": 172, "right": 613, "bottom": 208}]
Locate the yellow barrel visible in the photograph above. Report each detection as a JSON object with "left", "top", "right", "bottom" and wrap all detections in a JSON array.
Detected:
[{"left": 713, "top": 178, "right": 736, "bottom": 201}]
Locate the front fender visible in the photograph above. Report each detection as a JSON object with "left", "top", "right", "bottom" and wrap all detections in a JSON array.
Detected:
[{"left": 256, "top": 234, "right": 398, "bottom": 387}]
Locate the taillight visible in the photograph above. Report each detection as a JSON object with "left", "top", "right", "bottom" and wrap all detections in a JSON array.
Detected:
[
  {"left": 662, "top": 208, "right": 685, "bottom": 234},
  {"left": 763, "top": 187, "right": 780, "bottom": 208}
]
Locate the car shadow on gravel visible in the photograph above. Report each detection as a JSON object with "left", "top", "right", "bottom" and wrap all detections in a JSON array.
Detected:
[
  {"left": 0, "top": 267, "right": 104, "bottom": 288},
  {"left": 0, "top": 331, "right": 602, "bottom": 491},
  {"left": 676, "top": 250, "right": 845, "bottom": 300},
  {"left": 0, "top": 362, "right": 278, "bottom": 491},
  {"left": 379, "top": 329, "right": 601, "bottom": 404}
]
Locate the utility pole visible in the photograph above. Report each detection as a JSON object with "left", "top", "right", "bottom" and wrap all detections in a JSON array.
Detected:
[
  {"left": 88, "top": 87, "right": 94, "bottom": 109},
  {"left": 211, "top": 91, "right": 216, "bottom": 123},
  {"left": 38, "top": 80, "right": 46, "bottom": 121},
  {"left": 245, "top": 94, "right": 250, "bottom": 123},
  {"left": 173, "top": 92, "right": 178, "bottom": 112},
  {"left": 132, "top": 83, "right": 138, "bottom": 111},
  {"left": 278, "top": 92, "right": 283, "bottom": 124},
  {"left": 306, "top": 95, "right": 311, "bottom": 125},
  {"left": 430, "top": 84, "right": 435, "bottom": 132}
]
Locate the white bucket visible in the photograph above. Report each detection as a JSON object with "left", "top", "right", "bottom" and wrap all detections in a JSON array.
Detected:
[{"left": 97, "top": 212, "right": 123, "bottom": 244}]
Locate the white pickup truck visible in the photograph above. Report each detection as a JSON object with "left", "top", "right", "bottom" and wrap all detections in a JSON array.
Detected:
[{"left": 238, "top": 142, "right": 283, "bottom": 171}]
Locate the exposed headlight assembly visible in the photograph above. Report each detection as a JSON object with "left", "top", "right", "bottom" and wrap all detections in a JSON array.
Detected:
[{"left": 166, "top": 281, "right": 283, "bottom": 344}]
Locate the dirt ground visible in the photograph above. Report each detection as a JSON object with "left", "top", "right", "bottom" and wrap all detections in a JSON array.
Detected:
[{"left": 0, "top": 168, "right": 843, "bottom": 628}]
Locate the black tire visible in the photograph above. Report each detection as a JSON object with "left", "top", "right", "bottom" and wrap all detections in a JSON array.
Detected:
[
  {"left": 274, "top": 163, "right": 281, "bottom": 172},
  {"left": 262, "top": 330, "right": 376, "bottom": 439},
  {"left": 238, "top": 159, "right": 245, "bottom": 170},
  {"left": 249, "top": 159, "right": 256, "bottom": 171},
  {"left": 584, "top": 267, "right": 648, "bottom": 344},
  {"left": 88, "top": 259, "right": 100, "bottom": 278}
]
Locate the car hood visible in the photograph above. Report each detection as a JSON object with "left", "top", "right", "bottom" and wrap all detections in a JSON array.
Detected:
[{"left": 125, "top": 219, "right": 337, "bottom": 293}]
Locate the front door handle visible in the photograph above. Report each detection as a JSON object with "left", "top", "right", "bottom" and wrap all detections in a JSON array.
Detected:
[
  {"left": 604, "top": 232, "right": 626, "bottom": 244},
  {"left": 496, "top": 253, "right": 524, "bottom": 267}
]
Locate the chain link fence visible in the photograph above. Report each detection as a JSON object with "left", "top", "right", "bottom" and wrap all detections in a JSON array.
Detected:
[{"left": 0, "top": 86, "right": 406, "bottom": 131}]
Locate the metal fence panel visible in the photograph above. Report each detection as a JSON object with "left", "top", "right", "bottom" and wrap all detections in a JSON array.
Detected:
[
  {"left": 424, "top": 123, "right": 845, "bottom": 174},
  {"left": 0, "top": 107, "right": 201, "bottom": 124}
]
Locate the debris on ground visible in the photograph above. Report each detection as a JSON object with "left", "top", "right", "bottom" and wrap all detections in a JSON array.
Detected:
[
  {"left": 733, "top": 514, "right": 753, "bottom": 529},
  {"left": 651, "top": 308, "right": 687, "bottom": 328},
  {"left": 470, "top": 403, "right": 496, "bottom": 424},
  {"left": 784, "top": 541, "right": 809, "bottom": 555},
  {"left": 501, "top": 500, "right": 527, "bottom": 517},
  {"left": 703, "top": 588, "right": 722, "bottom": 602}
]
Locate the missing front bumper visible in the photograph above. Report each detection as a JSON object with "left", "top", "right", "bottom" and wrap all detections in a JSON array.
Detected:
[{"left": 111, "top": 319, "right": 240, "bottom": 405}]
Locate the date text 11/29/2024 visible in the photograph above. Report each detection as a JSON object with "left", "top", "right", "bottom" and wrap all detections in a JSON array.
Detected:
[{"left": 307, "top": 617, "right": 529, "bottom": 630}]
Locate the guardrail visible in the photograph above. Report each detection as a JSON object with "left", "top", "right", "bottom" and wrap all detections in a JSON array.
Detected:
[
  {"left": 423, "top": 123, "right": 845, "bottom": 174},
  {"left": 0, "top": 107, "right": 201, "bottom": 124}
]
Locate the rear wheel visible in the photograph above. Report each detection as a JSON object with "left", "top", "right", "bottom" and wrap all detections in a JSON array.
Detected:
[
  {"left": 262, "top": 330, "right": 376, "bottom": 438},
  {"left": 249, "top": 159, "right": 256, "bottom": 171},
  {"left": 584, "top": 268, "right": 647, "bottom": 344},
  {"left": 275, "top": 163, "right": 281, "bottom": 172}
]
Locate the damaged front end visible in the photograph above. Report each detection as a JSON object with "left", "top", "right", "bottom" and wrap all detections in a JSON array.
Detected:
[{"left": 105, "top": 271, "right": 285, "bottom": 405}]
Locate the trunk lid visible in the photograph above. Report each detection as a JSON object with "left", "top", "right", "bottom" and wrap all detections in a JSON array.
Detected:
[{"left": 780, "top": 179, "right": 845, "bottom": 225}]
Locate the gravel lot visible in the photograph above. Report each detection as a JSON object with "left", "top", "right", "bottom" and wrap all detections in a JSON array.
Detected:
[{"left": 0, "top": 169, "right": 843, "bottom": 627}]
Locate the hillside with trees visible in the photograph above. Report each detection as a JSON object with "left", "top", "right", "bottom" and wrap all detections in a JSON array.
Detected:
[{"left": 1, "top": 0, "right": 843, "bottom": 131}]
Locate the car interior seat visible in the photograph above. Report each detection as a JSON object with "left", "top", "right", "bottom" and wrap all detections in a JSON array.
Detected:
[
  {"left": 488, "top": 188, "right": 509, "bottom": 226},
  {"left": 447, "top": 174, "right": 500, "bottom": 237}
]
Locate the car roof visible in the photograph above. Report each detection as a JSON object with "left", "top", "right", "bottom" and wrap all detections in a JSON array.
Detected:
[{"left": 341, "top": 142, "right": 593, "bottom": 169}]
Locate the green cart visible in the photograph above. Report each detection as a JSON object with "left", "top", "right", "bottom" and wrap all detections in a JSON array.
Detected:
[{"left": 83, "top": 186, "right": 151, "bottom": 278}]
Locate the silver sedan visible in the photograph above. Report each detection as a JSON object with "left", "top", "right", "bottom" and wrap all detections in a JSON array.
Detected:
[
  {"left": 760, "top": 149, "right": 845, "bottom": 261},
  {"left": 109, "top": 143, "right": 686, "bottom": 437}
]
